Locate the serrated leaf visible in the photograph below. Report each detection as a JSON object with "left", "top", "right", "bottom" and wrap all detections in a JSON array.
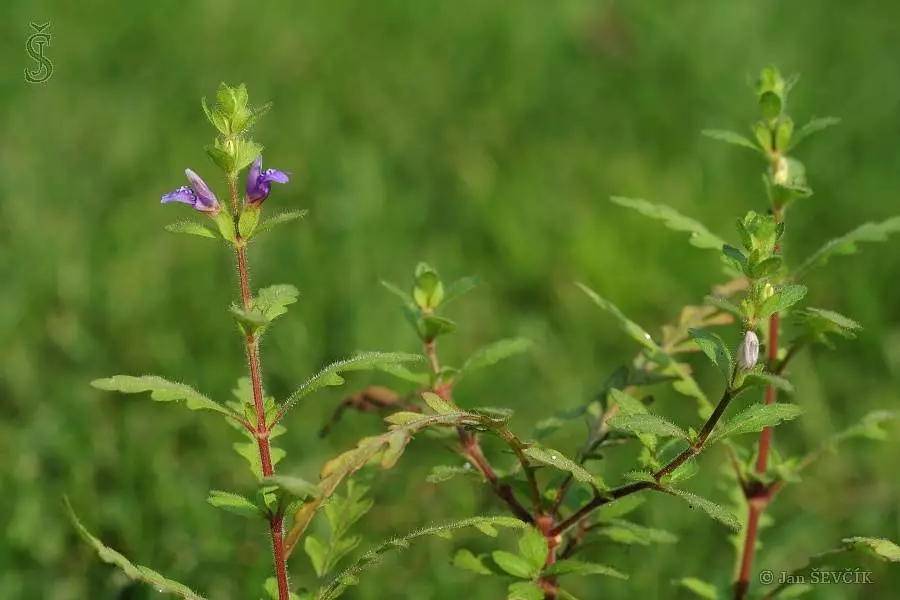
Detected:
[
  {"left": 254, "top": 284, "right": 300, "bottom": 322},
  {"left": 461, "top": 338, "right": 533, "bottom": 375},
  {"left": 759, "top": 284, "right": 807, "bottom": 319},
  {"left": 493, "top": 551, "right": 537, "bottom": 579},
  {"left": 543, "top": 559, "right": 627, "bottom": 579},
  {"left": 316, "top": 516, "right": 525, "bottom": 600},
  {"left": 281, "top": 352, "right": 423, "bottom": 414},
  {"left": 607, "top": 414, "right": 688, "bottom": 440},
  {"left": 792, "top": 217, "right": 900, "bottom": 280},
  {"left": 165, "top": 221, "right": 217, "bottom": 239},
  {"left": 788, "top": 116, "right": 841, "bottom": 150},
  {"left": 253, "top": 209, "right": 308, "bottom": 237},
  {"left": 452, "top": 549, "right": 494, "bottom": 575},
  {"left": 518, "top": 527, "right": 549, "bottom": 571},
  {"left": 65, "top": 499, "right": 207, "bottom": 599},
  {"left": 90, "top": 375, "right": 234, "bottom": 417},
  {"left": 709, "top": 403, "right": 803, "bottom": 444},
  {"left": 688, "top": 328, "right": 733, "bottom": 380},
  {"left": 610, "top": 197, "right": 729, "bottom": 251},
  {"left": 507, "top": 582, "right": 544, "bottom": 600},
  {"left": 608, "top": 389, "right": 657, "bottom": 451},
  {"left": 524, "top": 446, "right": 605, "bottom": 489},
  {"left": 701, "top": 129, "right": 763, "bottom": 154},
  {"left": 664, "top": 488, "right": 740, "bottom": 531},
  {"left": 207, "top": 490, "right": 264, "bottom": 519},
  {"left": 674, "top": 577, "right": 720, "bottom": 599}
]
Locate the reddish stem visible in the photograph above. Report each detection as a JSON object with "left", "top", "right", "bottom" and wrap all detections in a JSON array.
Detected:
[
  {"left": 735, "top": 221, "right": 783, "bottom": 599},
  {"left": 233, "top": 180, "right": 290, "bottom": 600}
]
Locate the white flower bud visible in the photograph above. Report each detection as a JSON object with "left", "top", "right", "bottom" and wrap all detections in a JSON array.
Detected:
[{"left": 738, "top": 330, "right": 760, "bottom": 371}]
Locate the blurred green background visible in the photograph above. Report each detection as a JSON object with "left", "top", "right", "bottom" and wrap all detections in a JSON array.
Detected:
[{"left": 2, "top": 0, "right": 899, "bottom": 598}]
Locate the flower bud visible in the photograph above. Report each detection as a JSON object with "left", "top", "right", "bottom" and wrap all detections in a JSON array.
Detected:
[{"left": 738, "top": 330, "right": 760, "bottom": 371}]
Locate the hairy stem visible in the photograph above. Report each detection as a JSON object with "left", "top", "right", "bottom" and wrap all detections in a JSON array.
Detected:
[{"left": 232, "top": 177, "right": 290, "bottom": 600}]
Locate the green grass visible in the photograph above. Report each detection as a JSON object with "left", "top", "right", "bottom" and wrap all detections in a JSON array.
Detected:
[{"left": 2, "top": 1, "right": 899, "bottom": 598}]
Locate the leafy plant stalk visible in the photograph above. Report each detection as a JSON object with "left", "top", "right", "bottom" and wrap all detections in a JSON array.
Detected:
[{"left": 232, "top": 177, "right": 290, "bottom": 600}]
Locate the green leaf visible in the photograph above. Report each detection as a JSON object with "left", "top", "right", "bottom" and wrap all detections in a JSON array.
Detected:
[
  {"left": 229, "top": 305, "right": 269, "bottom": 335},
  {"left": 260, "top": 475, "right": 321, "bottom": 501},
  {"left": 90, "top": 375, "right": 234, "bottom": 418},
  {"left": 577, "top": 284, "right": 658, "bottom": 351},
  {"left": 507, "top": 582, "right": 544, "bottom": 600},
  {"left": 493, "top": 551, "right": 538, "bottom": 579},
  {"left": 843, "top": 536, "right": 900, "bottom": 562},
  {"left": 253, "top": 284, "right": 300, "bottom": 322},
  {"left": 164, "top": 221, "right": 217, "bottom": 239},
  {"left": 664, "top": 488, "right": 740, "bottom": 531},
  {"left": 462, "top": 338, "right": 533, "bottom": 375},
  {"left": 207, "top": 490, "right": 264, "bottom": 519},
  {"left": 709, "top": 403, "right": 803, "bottom": 444},
  {"left": 238, "top": 206, "right": 261, "bottom": 238},
  {"left": 380, "top": 280, "right": 416, "bottom": 308},
  {"left": 759, "top": 91, "right": 782, "bottom": 120},
  {"left": 65, "top": 498, "right": 207, "bottom": 599},
  {"left": 442, "top": 276, "right": 478, "bottom": 306},
  {"left": 255, "top": 209, "right": 308, "bottom": 237},
  {"left": 316, "top": 516, "right": 525, "bottom": 600},
  {"left": 766, "top": 536, "right": 899, "bottom": 598},
  {"left": 373, "top": 361, "right": 430, "bottom": 385},
  {"left": 743, "top": 372, "right": 795, "bottom": 394},
  {"left": 518, "top": 527, "right": 549, "bottom": 571},
  {"left": 759, "top": 284, "right": 807, "bottom": 319},
  {"left": 263, "top": 578, "right": 304, "bottom": 600},
  {"left": 608, "top": 389, "right": 657, "bottom": 451},
  {"left": 523, "top": 446, "right": 605, "bottom": 489},
  {"left": 607, "top": 414, "right": 688, "bottom": 440},
  {"left": 452, "top": 549, "right": 495, "bottom": 576},
  {"left": 287, "top": 410, "right": 498, "bottom": 553},
  {"left": 418, "top": 315, "right": 456, "bottom": 342},
  {"left": 593, "top": 519, "right": 678, "bottom": 546},
  {"left": 792, "top": 217, "right": 900, "bottom": 280},
  {"left": 421, "top": 391, "right": 456, "bottom": 414},
  {"left": 594, "top": 495, "right": 646, "bottom": 520},
  {"left": 701, "top": 129, "right": 763, "bottom": 154},
  {"left": 688, "top": 328, "right": 733, "bottom": 380},
  {"left": 610, "top": 196, "right": 729, "bottom": 251},
  {"left": 543, "top": 559, "right": 627, "bottom": 579},
  {"left": 789, "top": 116, "right": 841, "bottom": 150},
  {"left": 674, "top": 577, "right": 721, "bottom": 599},
  {"left": 792, "top": 307, "right": 862, "bottom": 348},
  {"left": 305, "top": 536, "right": 328, "bottom": 578},
  {"left": 281, "top": 352, "right": 423, "bottom": 414}
]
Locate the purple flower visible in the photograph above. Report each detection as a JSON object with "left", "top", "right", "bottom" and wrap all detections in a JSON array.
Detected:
[
  {"left": 246, "top": 156, "right": 289, "bottom": 205},
  {"left": 161, "top": 169, "right": 221, "bottom": 213}
]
